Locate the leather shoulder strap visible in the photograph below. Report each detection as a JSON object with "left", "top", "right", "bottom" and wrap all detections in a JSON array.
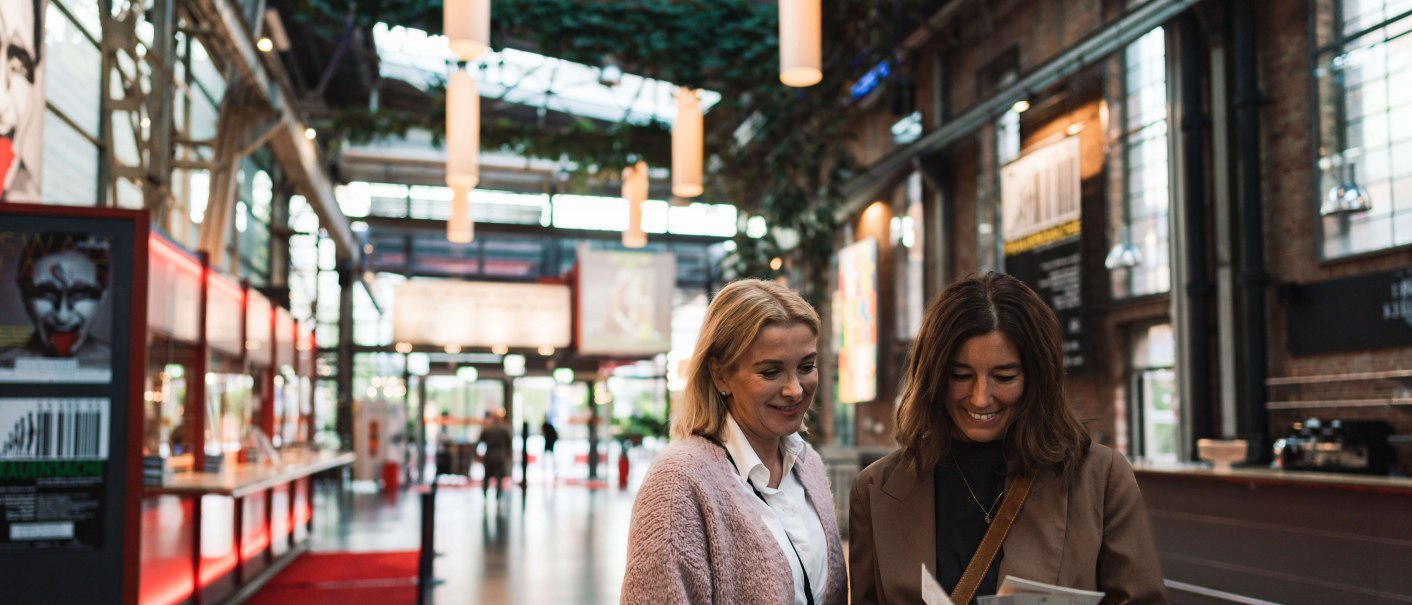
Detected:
[{"left": 951, "top": 474, "right": 1035, "bottom": 605}]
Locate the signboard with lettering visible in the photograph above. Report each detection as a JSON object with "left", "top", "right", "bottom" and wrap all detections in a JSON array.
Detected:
[
  {"left": 393, "top": 280, "right": 572, "bottom": 349},
  {"left": 1002, "top": 136, "right": 1086, "bottom": 372},
  {"left": 1286, "top": 267, "right": 1412, "bottom": 355}
]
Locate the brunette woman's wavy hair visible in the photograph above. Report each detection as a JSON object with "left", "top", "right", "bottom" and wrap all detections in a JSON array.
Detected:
[
  {"left": 894, "top": 272, "right": 1090, "bottom": 477},
  {"left": 671, "top": 279, "right": 820, "bottom": 441}
]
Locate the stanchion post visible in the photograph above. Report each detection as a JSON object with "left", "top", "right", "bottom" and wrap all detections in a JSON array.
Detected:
[{"left": 417, "top": 487, "right": 435, "bottom": 605}]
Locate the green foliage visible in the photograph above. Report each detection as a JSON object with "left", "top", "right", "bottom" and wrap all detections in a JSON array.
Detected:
[{"left": 614, "top": 411, "right": 668, "bottom": 449}]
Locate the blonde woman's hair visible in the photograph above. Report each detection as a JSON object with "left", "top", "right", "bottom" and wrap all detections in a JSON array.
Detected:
[{"left": 671, "top": 279, "right": 820, "bottom": 441}]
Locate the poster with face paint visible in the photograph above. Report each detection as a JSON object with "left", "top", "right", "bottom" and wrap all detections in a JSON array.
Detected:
[
  {"left": 0, "top": 230, "right": 113, "bottom": 383},
  {"left": 0, "top": 0, "right": 45, "bottom": 202}
]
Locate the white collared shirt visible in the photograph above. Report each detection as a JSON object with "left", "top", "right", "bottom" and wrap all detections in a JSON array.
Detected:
[{"left": 722, "top": 415, "right": 828, "bottom": 605}]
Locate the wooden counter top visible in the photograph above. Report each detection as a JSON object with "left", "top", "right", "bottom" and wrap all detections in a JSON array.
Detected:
[
  {"left": 1132, "top": 461, "right": 1412, "bottom": 494},
  {"left": 145, "top": 450, "right": 355, "bottom": 498}
]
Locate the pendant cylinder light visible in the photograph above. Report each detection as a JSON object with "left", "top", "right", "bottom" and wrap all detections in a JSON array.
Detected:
[
  {"left": 446, "top": 68, "right": 480, "bottom": 190},
  {"left": 672, "top": 87, "right": 703, "bottom": 198},
  {"left": 444, "top": 0, "right": 491, "bottom": 61},
  {"left": 622, "top": 161, "right": 648, "bottom": 248},
  {"left": 779, "top": 0, "right": 822, "bottom": 87},
  {"left": 448, "top": 183, "right": 474, "bottom": 243}
]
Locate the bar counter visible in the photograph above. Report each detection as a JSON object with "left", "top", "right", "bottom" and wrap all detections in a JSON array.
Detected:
[
  {"left": 146, "top": 450, "right": 355, "bottom": 498},
  {"left": 1133, "top": 463, "right": 1412, "bottom": 604},
  {"left": 138, "top": 450, "right": 354, "bottom": 605}
]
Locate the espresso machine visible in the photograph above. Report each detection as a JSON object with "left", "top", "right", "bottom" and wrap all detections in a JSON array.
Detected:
[{"left": 1273, "top": 418, "right": 1393, "bottom": 475}]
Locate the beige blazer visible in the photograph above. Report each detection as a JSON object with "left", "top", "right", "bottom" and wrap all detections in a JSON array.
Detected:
[{"left": 848, "top": 443, "right": 1166, "bottom": 605}]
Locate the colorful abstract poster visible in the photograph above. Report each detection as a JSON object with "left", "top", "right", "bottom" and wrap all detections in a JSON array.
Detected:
[
  {"left": 0, "top": 0, "right": 46, "bottom": 203},
  {"left": 836, "top": 238, "right": 878, "bottom": 404},
  {"left": 0, "top": 229, "right": 115, "bottom": 383}
]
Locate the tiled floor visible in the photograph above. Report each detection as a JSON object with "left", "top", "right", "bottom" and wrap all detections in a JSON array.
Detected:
[{"left": 309, "top": 468, "right": 638, "bottom": 604}]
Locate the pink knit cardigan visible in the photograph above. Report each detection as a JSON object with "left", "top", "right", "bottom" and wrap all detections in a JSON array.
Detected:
[{"left": 620, "top": 435, "right": 848, "bottom": 604}]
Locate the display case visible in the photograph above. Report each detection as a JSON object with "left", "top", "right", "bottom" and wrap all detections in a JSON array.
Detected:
[{"left": 132, "top": 245, "right": 350, "bottom": 605}]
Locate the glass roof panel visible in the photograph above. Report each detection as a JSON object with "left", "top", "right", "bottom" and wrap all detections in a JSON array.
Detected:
[{"left": 372, "top": 23, "right": 721, "bottom": 125}]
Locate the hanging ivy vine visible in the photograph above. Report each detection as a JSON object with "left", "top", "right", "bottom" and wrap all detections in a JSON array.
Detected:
[{"left": 278, "top": 0, "right": 919, "bottom": 306}]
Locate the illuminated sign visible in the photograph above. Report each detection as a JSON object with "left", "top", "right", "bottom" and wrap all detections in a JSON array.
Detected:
[{"left": 850, "top": 60, "right": 891, "bottom": 100}]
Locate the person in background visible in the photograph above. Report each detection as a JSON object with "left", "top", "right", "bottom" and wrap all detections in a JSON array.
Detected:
[
  {"left": 621, "top": 279, "right": 847, "bottom": 605},
  {"left": 477, "top": 409, "right": 513, "bottom": 499},
  {"left": 848, "top": 272, "right": 1165, "bottom": 604},
  {"left": 541, "top": 417, "right": 559, "bottom": 479}
]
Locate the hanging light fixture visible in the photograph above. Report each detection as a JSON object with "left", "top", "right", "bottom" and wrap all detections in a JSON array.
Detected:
[
  {"left": 1320, "top": 156, "right": 1372, "bottom": 216},
  {"left": 622, "top": 161, "right": 649, "bottom": 248},
  {"left": 446, "top": 67, "right": 480, "bottom": 190},
  {"left": 448, "top": 183, "right": 474, "bottom": 243},
  {"left": 1104, "top": 226, "right": 1142, "bottom": 270},
  {"left": 672, "top": 87, "right": 703, "bottom": 198},
  {"left": 779, "top": 0, "right": 822, "bottom": 87},
  {"left": 444, "top": 0, "right": 491, "bottom": 61}
]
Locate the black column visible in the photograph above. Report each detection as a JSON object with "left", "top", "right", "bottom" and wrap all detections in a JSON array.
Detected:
[
  {"left": 1179, "top": 12, "right": 1214, "bottom": 454},
  {"left": 336, "top": 262, "right": 355, "bottom": 450},
  {"left": 1231, "top": 0, "right": 1270, "bottom": 460},
  {"left": 587, "top": 381, "right": 599, "bottom": 481}
]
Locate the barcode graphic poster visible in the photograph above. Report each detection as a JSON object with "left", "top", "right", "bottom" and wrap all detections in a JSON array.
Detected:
[{"left": 0, "top": 398, "right": 109, "bottom": 551}]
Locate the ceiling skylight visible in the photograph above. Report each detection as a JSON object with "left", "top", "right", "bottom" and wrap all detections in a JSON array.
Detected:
[{"left": 373, "top": 23, "right": 721, "bottom": 126}]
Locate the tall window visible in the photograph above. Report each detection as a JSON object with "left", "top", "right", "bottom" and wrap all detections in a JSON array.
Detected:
[
  {"left": 38, "top": 1, "right": 102, "bottom": 206},
  {"left": 978, "top": 72, "right": 1020, "bottom": 274},
  {"left": 1313, "top": 0, "right": 1412, "bottom": 258},
  {"left": 1111, "top": 27, "right": 1171, "bottom": 298}
]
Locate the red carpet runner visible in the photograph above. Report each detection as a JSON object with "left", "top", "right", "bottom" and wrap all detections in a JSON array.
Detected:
[{"left": 245, "top": 550, "right": 419, "bottom": 605}]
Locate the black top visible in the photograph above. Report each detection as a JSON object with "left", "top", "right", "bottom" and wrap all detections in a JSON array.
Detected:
[{"left": 935, "top": 439, "right": 1007, "bottom": 597}]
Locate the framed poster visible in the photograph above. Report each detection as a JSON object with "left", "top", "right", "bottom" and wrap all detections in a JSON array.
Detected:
[
  {"left": 0, "top": 0, "right": 46, "bottom": 204},
  {"left": 576, "top": 249, "right": 675, "bottom": 356},
  {"left": 0, "top": 204, "right": 147, "bottom": 605},
  {"left": 1002, "top": 136, "right": 1086, "bottom": 372}
]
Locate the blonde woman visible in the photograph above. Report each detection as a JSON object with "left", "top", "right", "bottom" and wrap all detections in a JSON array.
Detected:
[{"left": 621, "top": 279, "right": 846, "bottom": 605}]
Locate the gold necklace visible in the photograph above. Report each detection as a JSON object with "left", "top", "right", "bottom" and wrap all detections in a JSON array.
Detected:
[{"left": 952, "top": 454, "right": 1005, "bottom": 524}]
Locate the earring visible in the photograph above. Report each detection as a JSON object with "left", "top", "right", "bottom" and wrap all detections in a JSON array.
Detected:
[{"left": 720, "top": 390, "right": 730, "bottom": 397}]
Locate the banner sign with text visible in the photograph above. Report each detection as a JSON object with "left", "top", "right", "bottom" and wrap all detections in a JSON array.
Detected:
[
  {"left": 1003, "top": 137, "right": 1086, "bottom": 372},
  {"left": 1286, "top": 267, "right": 1412, "bottom": 355}
]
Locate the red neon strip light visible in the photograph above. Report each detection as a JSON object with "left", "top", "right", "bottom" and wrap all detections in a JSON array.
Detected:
[
  {"left": 207, "top": 272, "right": 243, "bottom": 302},
  {"left": 148, "top": 234, "right": 203, "bottom": 277}
]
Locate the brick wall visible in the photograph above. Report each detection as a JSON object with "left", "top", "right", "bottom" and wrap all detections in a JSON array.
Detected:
[{"left": 1255, "top": 0, "right": 1412, "bottom": 438}]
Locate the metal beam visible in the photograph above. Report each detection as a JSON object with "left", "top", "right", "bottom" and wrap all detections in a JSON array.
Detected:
[
  {"left": 835, "top": 0, "right": 1202, "bottom": 221},
  {"left": 193, "top": 0, "right": 358, "bottom": 262},
  {"left": 267, "top": 112, "right": 358, "bottom": 259}
]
